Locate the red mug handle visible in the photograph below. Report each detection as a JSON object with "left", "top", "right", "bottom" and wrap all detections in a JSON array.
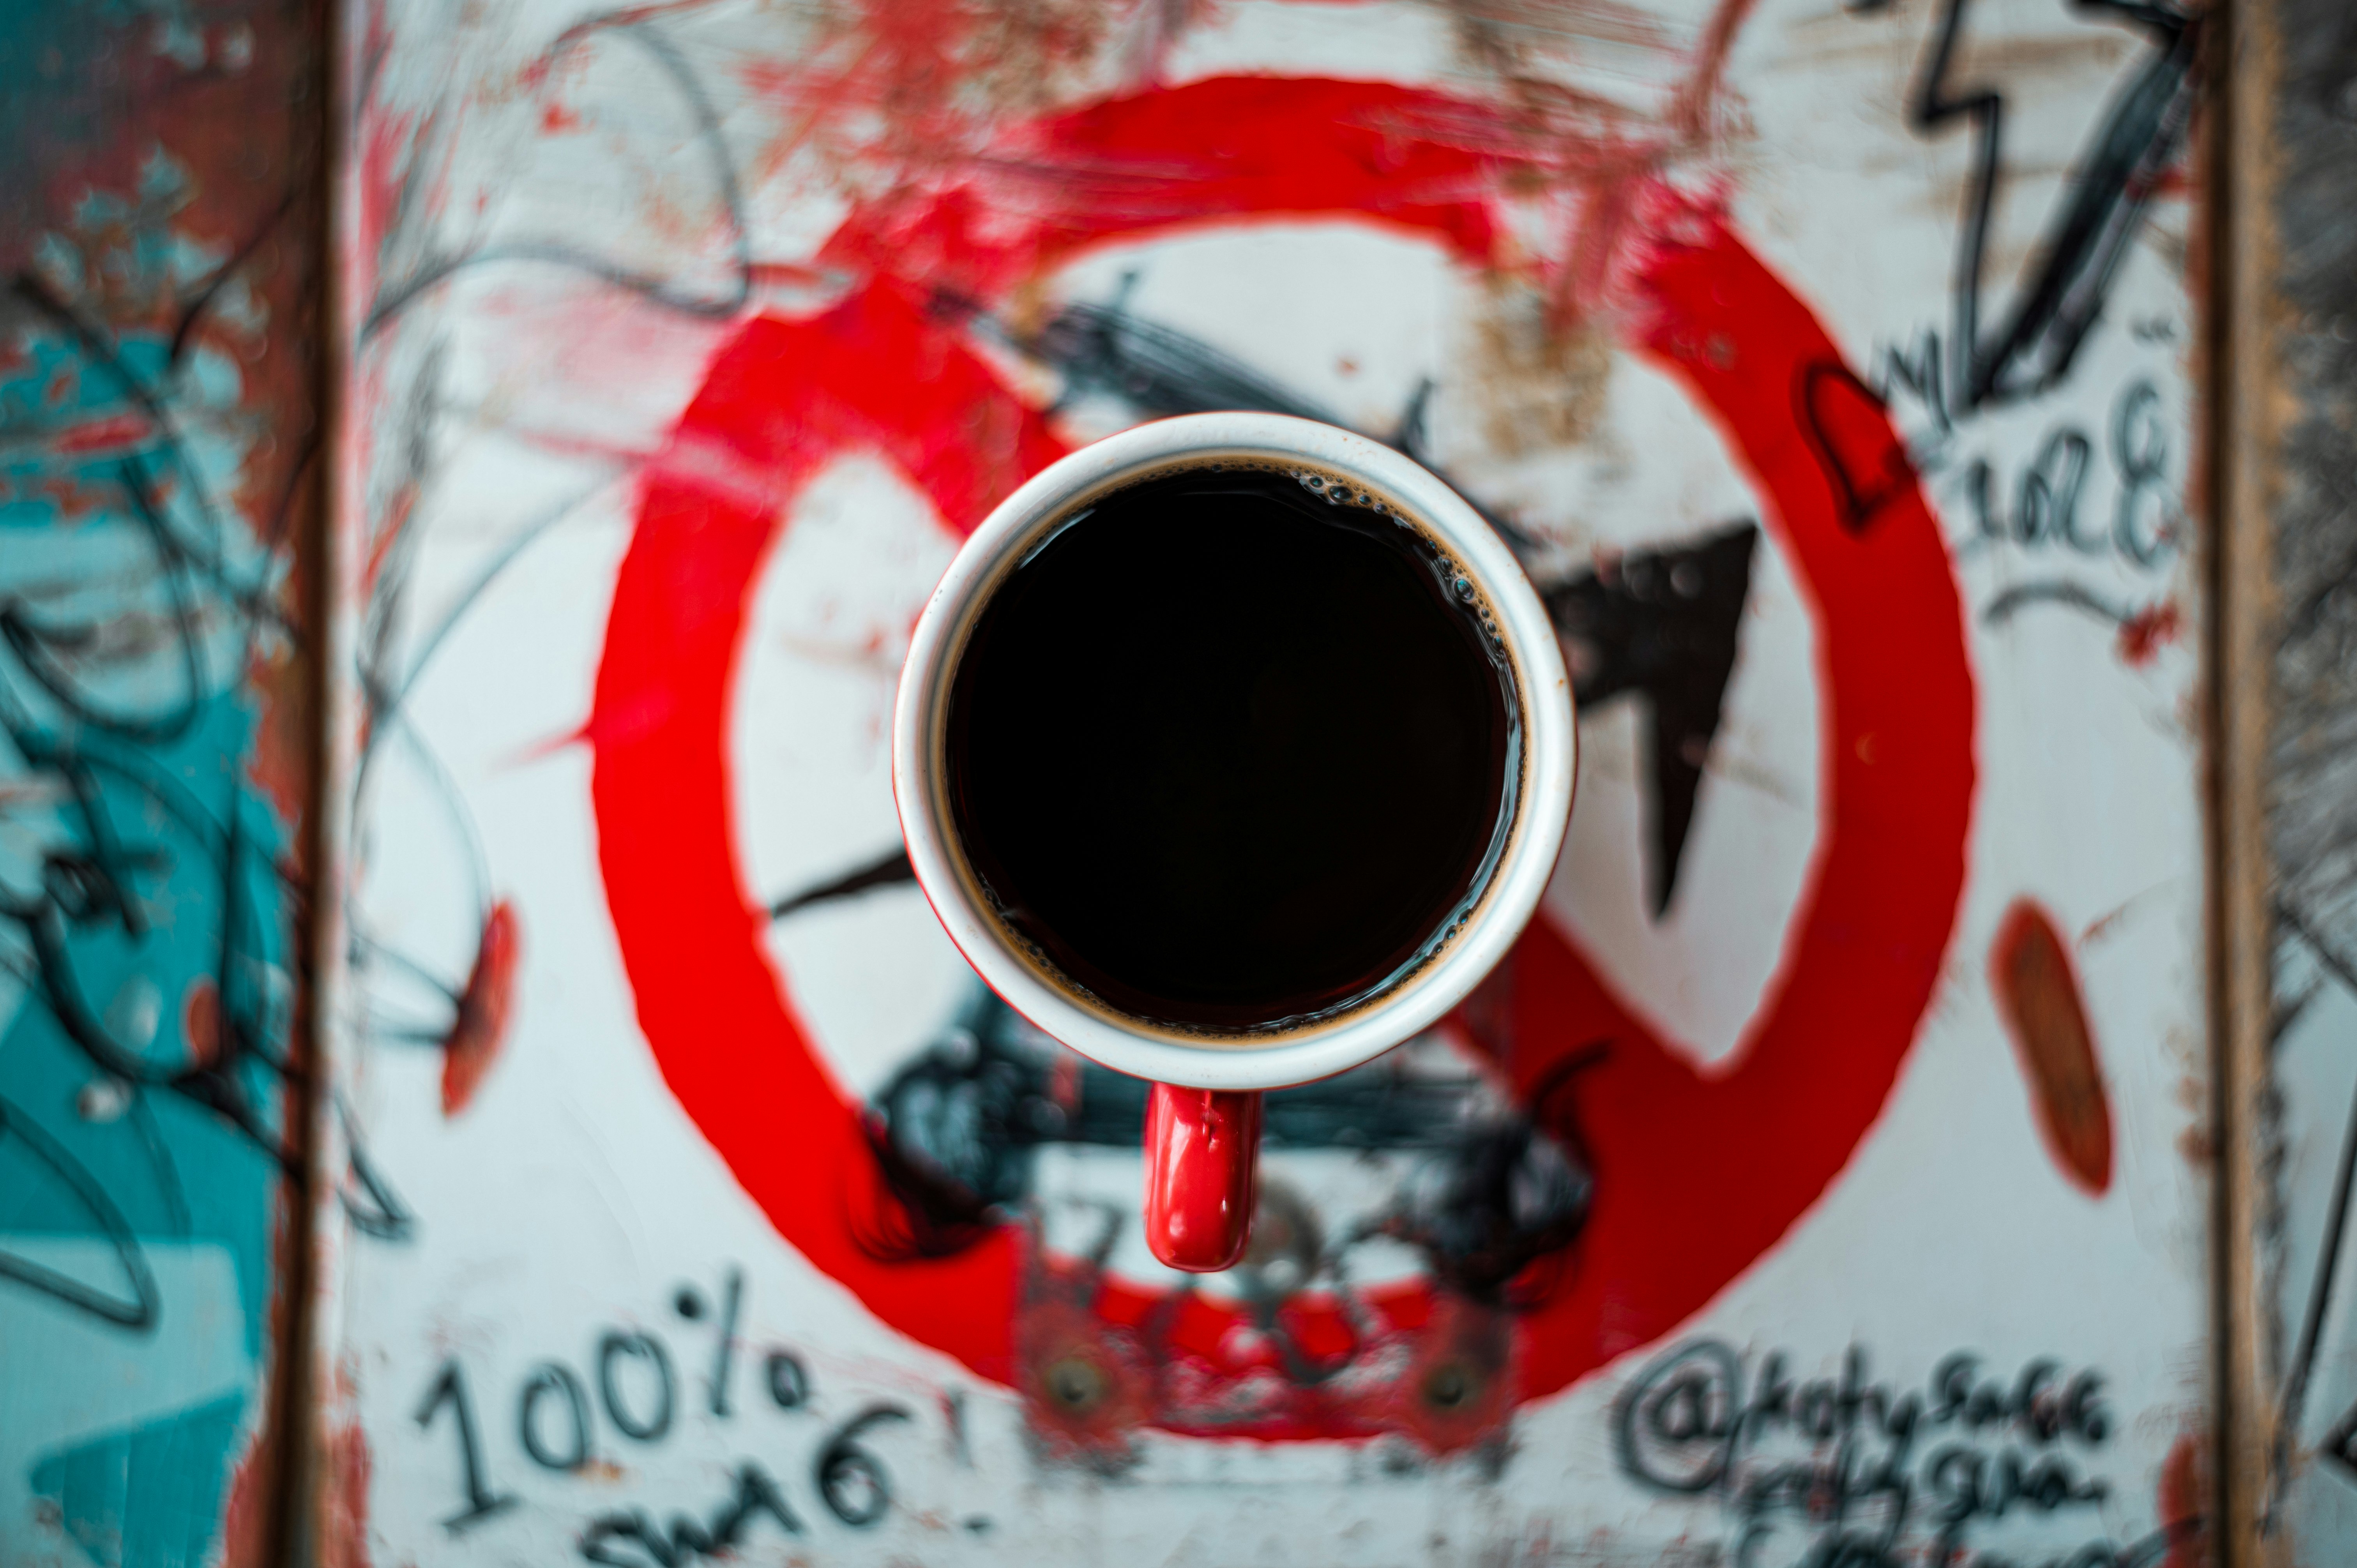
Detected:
[{"left": 1143, "top": 1084, "right": 1263, "bottom": 1272}]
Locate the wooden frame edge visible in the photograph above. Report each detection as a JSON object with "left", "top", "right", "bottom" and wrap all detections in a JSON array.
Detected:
[{"left": 2210, "top": 0, "right": 2285, "bottom": 1561}]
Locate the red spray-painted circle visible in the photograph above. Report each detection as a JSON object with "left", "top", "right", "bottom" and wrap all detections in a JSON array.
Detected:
[{"left": 588, "top": 76, "right": 1974, "bottom": 1425}]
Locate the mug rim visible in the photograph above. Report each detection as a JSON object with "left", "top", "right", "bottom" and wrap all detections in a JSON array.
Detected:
[{"left": 892, "top": 411, "right": 1576, "bottom": 1091}]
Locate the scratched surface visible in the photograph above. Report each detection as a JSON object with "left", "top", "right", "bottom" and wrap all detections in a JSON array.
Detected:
[
  {"left": 0, "top": 2, "right": 325, "bottom": 1566},
  {"left": 327, "top": 2, "right": 2212, "bottom": 1564}
]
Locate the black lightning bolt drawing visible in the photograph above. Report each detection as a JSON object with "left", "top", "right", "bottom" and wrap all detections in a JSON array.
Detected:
[{"left": 1910, "top": 0, "right": 2202, "bottom": 412}]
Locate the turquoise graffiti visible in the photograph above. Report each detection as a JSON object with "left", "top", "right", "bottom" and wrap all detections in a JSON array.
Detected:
[{"left": 1, "top": 2, "right": 327, "bottom": 1562}]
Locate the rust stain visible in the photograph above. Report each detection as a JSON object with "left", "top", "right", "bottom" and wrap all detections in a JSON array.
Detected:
[
  {"left": 2080, "top": 903, "right": 2129, "bottom": 946},
  {"left": 219, "top": 1374, "right": 281, "bottom": 1568},
  {"left": 1936, "top": 27, "right": 2138, "bottom": 84},
  {"left": 1466, "top": 274, "right": 1613, "bottom": 457},
  {"left": 1990, "top": 899, "right": 2113, "bottom": 1195},
  {"left": 315, "top": 1366, "right": 378, "bottom": 1568},
  {"left": 441, "top": 899, "right": 520, "bottom": 1117},
  {"left": 2156, "top": 1426, "right": 2207, "bottom": 1568},
  {"left": 1015, "top": 1282, "right": 1152, "bottom": 1466},
  {"left": 245, "top": 639, "right": 314, "bottom": 834},
  {"left": 1381, "top": 1294, "right": 1513, "bottom": 1457}
]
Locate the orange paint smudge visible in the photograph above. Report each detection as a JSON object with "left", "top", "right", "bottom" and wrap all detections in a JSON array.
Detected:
[
  {"left": 182, "top": 976, "right": 222, "bottom": 1069},
  {"left": 441, "top": 900, "right": 520, "bottom": 1117},
  {"left": 1991, "top": 899, "right": 2113, "bottom": 1195}
]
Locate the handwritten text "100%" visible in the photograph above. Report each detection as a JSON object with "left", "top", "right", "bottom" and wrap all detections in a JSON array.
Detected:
[{"left": 413, "top": 1268, "right": 922, "bottom": 1565}]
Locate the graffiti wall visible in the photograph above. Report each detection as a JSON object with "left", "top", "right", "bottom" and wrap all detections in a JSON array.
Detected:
[
  {"left": 327, "top": 1, "right": 2213, "bottom": 1564},
  {"left": 0, "top": 2, "right": 327, "bottom": 1566}
]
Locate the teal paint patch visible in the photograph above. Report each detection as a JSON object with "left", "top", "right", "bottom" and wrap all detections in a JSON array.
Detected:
[
  {"left": 0, "top": 9, "right": 313, "bottom": 1557},
  {"left": 27, "top": 1391, "right": 249, "bottom": 1568}
]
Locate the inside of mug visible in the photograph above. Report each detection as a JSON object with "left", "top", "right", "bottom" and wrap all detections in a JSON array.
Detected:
[{"left": 925, "top": 452, "right": 1536, "bottom": 1045}]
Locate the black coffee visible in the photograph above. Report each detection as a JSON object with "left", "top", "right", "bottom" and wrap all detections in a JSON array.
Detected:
[{"left": 943, "top": 462, "right": 1519, "bottom": 1032}]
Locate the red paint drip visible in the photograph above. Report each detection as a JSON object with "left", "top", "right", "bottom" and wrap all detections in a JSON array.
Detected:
[
  {"left": 441, "top": 900, "right": 521, "bottom": 1118},
  {"left": 2117, "top": 600, "right": 2182, "bottom": 666}
]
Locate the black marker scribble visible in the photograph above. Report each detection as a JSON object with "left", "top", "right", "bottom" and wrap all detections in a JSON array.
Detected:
[
  {"left": 1981, "top": 579, "right": 2136, "bottom": 629},
  {"left": 1614, "top": 1338, "right": 2148, "bottom": 1566},
  {"left": 361, "top": 14, "right": 754, "bottom": 341},
  {"left": 0, "top": 1095, "right": 161, "bottom": 1329},
  {"left": 580, "top": 1464, "right": 803, "bottom": 1567},
  {"left": 1795, "top": 358, "right": 1916, "bottom": 534},
  {"left": 341, "top": 11, "right": 767, "bottom": 1179}
]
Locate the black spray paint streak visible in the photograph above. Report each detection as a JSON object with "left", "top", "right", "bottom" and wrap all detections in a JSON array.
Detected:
[
  {"left": 2275, "top": 898, "right": 2357, "bottom": 1505},
  {"left": 1979, "top": 579, "right": 2161, "bottom": 636},
  {"left": 766, "top": 847, "right": 920, "bottom": 920},
  {"left": 998, "top": 274, "right": 1337, "bottom": 429},
  {"left": 1910, "top": 0, "right": 2202, "bottom": 413},
  {"left": 1796, "top": 359, "right": 1919, "bottom": 535}
]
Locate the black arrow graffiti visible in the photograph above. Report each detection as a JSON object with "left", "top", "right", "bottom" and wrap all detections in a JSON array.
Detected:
[{"left": 1545, "top": 522, "right": 1758, "bottom": 917}]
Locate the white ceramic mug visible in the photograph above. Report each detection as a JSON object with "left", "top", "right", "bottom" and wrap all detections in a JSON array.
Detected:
[{"left": 893, "top": 412, "right": 1576, "bottom": 1271}]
